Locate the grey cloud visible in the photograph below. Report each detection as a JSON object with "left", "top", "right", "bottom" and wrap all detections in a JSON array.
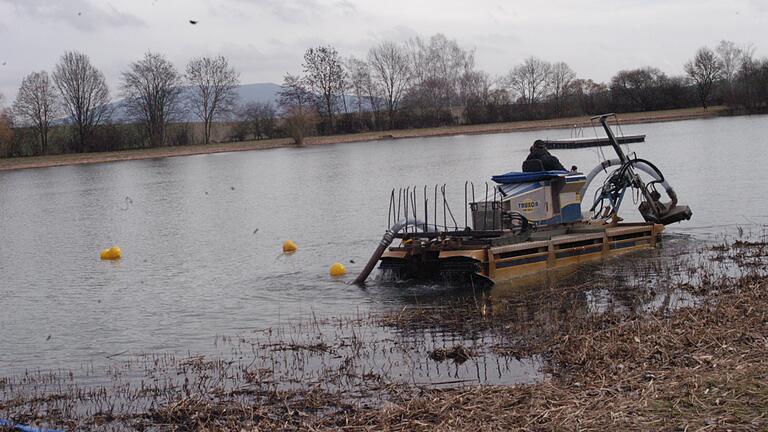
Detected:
[
  {"left": 333, "top": 0, "right": 356, "bottom": 16},
  {"left": 367, "top": 25, "right": 420, "bottom": 44},
  {"left": 1, "top": 0, "right": 145, "bottom": 31},
  {"left": 267, "top": 38, "right": 287, "bottom": 47},
  {"left": 230, "top": 0, "right": 357, "bottom": 24}
]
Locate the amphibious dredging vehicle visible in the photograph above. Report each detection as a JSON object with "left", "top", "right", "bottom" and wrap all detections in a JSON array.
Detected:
[{"left": 353, "top": 114, "right": 692, "bottom": 286}]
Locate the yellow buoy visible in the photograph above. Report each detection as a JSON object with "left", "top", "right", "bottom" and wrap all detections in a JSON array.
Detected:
[
  {"left": 329, "top": 262, "right": 347, "bottom": 277},
  {"left": 100, "top": 246, "right": 122, "bottom": 260},
  {"left": 282, "top": 240, "right": 298, "bottom": 253}
]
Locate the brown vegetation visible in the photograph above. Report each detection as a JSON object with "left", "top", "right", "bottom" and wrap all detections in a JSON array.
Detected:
[
  {"left": 0, "top": 107, "right": 12, "bottom": 158},
  {"left": 352, "top": 277, "right": 767, "bottom": 431}
]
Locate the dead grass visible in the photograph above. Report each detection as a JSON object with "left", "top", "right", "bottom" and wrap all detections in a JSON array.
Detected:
[
  {"left": 314, "top": 274, "right": 768, "bottom": 431},
  {"left": 0, "top": 106, "right": 726, "bottom": 172}
]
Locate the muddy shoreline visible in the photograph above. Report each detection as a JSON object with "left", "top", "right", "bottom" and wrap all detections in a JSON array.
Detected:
[{"left": 0, "top": 106, "right": 727, "bottom": 173}]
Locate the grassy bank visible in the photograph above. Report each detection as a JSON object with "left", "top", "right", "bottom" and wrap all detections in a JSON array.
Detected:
[{"left": 0, "top": 106, "right": 727, "bottom": 172}]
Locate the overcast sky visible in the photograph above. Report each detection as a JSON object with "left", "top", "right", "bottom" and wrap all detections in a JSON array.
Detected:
[{"left": 0, "top": 0, "right": 765, "bottom": 102}]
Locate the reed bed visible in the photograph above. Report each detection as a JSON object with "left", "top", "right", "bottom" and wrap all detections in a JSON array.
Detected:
[{"left": 317, "top": 273, "right": 768, "bottom": 431}]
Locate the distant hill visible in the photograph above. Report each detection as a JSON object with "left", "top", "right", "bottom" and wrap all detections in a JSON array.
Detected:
[
  {"left": 235, "top": 82, "right": 282, "bottom": 106},
  {"left": 109, "top": 82, "right": 283, "bottom": 123},
  {"left": 232, "top": 82, "right": 365, "bottom": 113},
  {"left": 108, "top": 82, "right": 368, "bottom": 123}
]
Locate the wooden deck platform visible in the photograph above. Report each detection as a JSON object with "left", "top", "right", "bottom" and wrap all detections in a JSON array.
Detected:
[{"left": 380, "top": 223, "right": 664, "bottom": 285}]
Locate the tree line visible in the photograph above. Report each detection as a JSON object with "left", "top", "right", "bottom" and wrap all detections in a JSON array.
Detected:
[
  {"left": 1, "top": 51, "right": 239, "bottom": 157},
  {"left": 1, "top": 36, "right": 767, "bottom": 157},
  {"left": 276, "top": 36, "right": 767, "bottom": 142}
]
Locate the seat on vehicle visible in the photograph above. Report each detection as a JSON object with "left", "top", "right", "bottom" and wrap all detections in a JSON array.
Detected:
[{"left": 522, "top": 159, "right": 544, "bottom": 172}]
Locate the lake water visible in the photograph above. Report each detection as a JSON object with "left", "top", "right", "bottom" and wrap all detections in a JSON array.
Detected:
[{"left": 1, "top": 114, "right": 767, "bottom": 376}]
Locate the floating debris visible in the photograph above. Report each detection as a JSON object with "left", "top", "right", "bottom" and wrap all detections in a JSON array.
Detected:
[
  {"left": 119, "top": 196, "right": 133, "bottom": 211},
  {"left": 429, "top": 344, "right": 473, "bottom": 364}
]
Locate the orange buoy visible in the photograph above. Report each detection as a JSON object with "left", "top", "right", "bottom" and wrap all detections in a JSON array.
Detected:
[
  {"left": 329, "top": 262, "right": 347, "bottom": 277},
  {"left": 282, "top": 240, "right": 298, "bottom": 253},
  {"left": 100, "top": 246, "right": 122, "bottom": 260}
]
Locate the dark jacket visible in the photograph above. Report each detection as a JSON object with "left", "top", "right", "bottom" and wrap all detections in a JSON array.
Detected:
[{"left": 524, "top": 146, "right": 566, "bottom": 171}]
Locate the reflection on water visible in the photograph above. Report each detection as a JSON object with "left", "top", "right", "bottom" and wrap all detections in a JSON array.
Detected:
[{"left": 1, "top": 115, "right": 767, "bottom": 380}]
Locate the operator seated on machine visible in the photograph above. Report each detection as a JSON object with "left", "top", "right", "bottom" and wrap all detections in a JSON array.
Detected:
[{"left": 522, "top": 140, "right": 567, "bottom": 172}]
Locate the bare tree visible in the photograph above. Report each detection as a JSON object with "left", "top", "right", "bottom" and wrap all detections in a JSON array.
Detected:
[
  {"left": 570, "top": 79, "right": 610, "bottom": 114},
  {"left": 715, "top": 40, "right": 743, "bottom": 88},
  {"left": 277, "top": 73, "right": 315, "bottom": 110},
  {"left": 0, "top": 94, "right": 14, "bottom": 157},
  {"left": 411, "top": 36, "right": 472, "bottom": 99},
  {"left": 52, "top": 51, "right": 111, "bottom": 152},
  {"left": 121, "top": 52, "right": 184, "bottom": 147},
  {"left": 487, "top": 81, "right": 512, "bottom": 117},
  {"left": 361, "top": 66, "right": 384, "bottom": 128},
  {"left": 740, "top": 44, "right": 757, "bottom": 65},
  {"left": 716, "top": 40, "right": 757, "bottom": 103},
  {"left": 277, "top": 74, "right": 317, "bottom": 145},
  {"left": 368, "top": 41, "right": 411, "bottom": 129},
  {"left": 610, "top": 67, "right": 667, "bottom": 111},
  {"left": 429, "top": 34, "right": 475, "bottom": 108},
  {"left": 281, "top": 106, "right": 317, "bottom": 146},
  {"left": 460, "top": 70, "right": 493, "bottom": 123},
  {"left": 731, "top": 56, "right": 768, "bottom": 110},
  {"left": 346, "top": 56, "right": 387, "bottom": 129},
  {"left": 238, "top": 102, "right": 276, "bottom": 140},
  {"left": 685, "top": 47, "right": 723, "bottom": 110},
  {"left": 507, "top": 57, "right": 552, "bottom": 111},
  {"left": 186, "top": 56, "right": 240, "bottom": 144},
  {"left": 548, "top": 62, "right": 576, "bottom": 117},
  {"left": 302, "top": 46, "right": 346, "bottom": 132},
  {"left": 405, "top": 34, "right": 475, "bottom": 122},
  {"left": 13, "top": 71, "right": 59, "bottom": 155},
  {"left": 345, "top": 57, "right": 369, "bottom": 120}
]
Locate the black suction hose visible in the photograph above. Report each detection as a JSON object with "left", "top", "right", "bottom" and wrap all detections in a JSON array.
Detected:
[{"left": 353, "top": 219, "right": 424, "bottom": 285}]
